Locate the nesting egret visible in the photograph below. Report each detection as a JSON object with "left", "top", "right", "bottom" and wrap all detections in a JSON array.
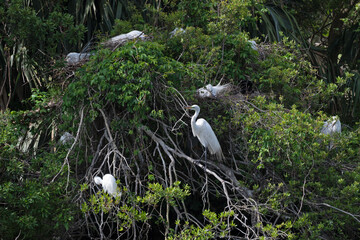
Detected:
[
  {"left": 65, "top": 52, "right": 92, "bottom": 64},
  {"left": 109, "top": 30, "right": 146, "bottom": 42},
  {"left": 103, "top": 30, "right": 147, "bottom": 48},
  {"left": 185, "top": 105, "right": 224, "bottom": 162},
  {"left": 321, "top": 116, "right": 341, "bottom": 149},
  {"left": 197, "top": 83, "right": 231, "bottom": 98},
  {"left": 94, "top": 174, "right": 121, "bottom": 198}
]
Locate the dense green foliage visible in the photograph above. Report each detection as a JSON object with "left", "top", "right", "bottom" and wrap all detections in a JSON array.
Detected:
[
  {"left": 0, "top": 0, "right": 359, "bottom": 239},
  {"left": 0, "top": 0, "right": 86, "bottom": 110},
  {"left": 0, "top": 110, "right": 77, "bottom": 239}
]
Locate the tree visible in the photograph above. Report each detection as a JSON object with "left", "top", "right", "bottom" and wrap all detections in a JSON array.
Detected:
[{"left": 0, "top": 0, "right": 359, "bottom": 239}]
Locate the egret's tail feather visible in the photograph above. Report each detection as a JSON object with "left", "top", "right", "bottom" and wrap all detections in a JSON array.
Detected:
[{"left": 216, "top": 150, "right": 225, "bottom": 162}]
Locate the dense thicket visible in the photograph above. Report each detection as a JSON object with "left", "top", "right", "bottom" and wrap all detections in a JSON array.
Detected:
[{"left": 0, "top": 0, "right": 359, "bottom": 239}]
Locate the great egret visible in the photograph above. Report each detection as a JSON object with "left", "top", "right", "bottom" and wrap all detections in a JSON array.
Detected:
[
  {"left": 185, "top": 105, "right": 224, "bottom": 162},
  {"left": 94, "top": 174, "right": 121, "bottom": 198},
  {"left": 197, "top": 83, "right": 231, "bottom": 98},
  {"left": 321, "top": 116, "right": 341, "bottom": 149}
]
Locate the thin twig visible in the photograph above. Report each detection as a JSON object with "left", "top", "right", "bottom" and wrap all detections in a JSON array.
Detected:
[{"left": 51, "top": 107, "right": 85, "bottom": 192}]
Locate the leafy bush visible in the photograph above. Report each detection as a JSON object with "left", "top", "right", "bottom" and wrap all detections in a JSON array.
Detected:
[
  {"left": 233, "top": 96, "right": 360, "bottom": 239},
  {"left": 254, "top": 38, "right": 345, "bottom": 110},
  {"left": 0, "top": 110, "right": 77, "bottom": 239}
]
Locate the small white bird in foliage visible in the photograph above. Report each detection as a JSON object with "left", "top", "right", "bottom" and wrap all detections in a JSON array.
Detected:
[
  {"left": 94, "top": 174, "right": 121, "bottom": 198},
  {"left": 170, "top": 27, "right": 186, "bottom": 37},
  {"left": 185, "top": 105, "right": 224, "bottom": 162},
  {"left": 321, "top": 116, "right": 341, "bottom": 149},
  {"left": 197, "top": 83, "right": 231, "bottom": 98},
  {"left": 248, "top": 40, "right": 258, "bottom": 51}
]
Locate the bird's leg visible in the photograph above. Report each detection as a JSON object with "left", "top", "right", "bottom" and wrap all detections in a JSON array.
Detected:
[
  {"left": 204, "top": 148, "right": 207, "bottom": 165},
  {"left": 201, "top": 148, "right": 210, "bottom": 211},
  {"left": 199, "top": 148, "right": 205, "bottom": 159},
  {"left": 198, "top": 146, "right": 206, "bottom": 163}
]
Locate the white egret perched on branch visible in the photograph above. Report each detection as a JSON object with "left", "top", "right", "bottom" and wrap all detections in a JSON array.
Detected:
[
  {"left": 94, "top": 174, "right": 121, "bottom": 198},
  {"left": 185, "top": 105, "right": 224, "bottom": 162}
]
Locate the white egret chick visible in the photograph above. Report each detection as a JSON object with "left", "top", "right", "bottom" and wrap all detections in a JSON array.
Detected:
[
  {"left": 94, "top": 174, "right": 121, "bottom": 198},
  {"left": 185, "top": 105, "right": 224, "bottom": 162}
]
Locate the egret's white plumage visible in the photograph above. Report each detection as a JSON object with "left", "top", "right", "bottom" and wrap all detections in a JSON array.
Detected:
[
  {"left": 109, "top": 30, "right": 146, "bottom": 42},
  {"left": 170, "top": 27, "right": 185, "bottom": 37},
  {"left": 321, "top": 116, "right": 341, "bottom": 149},
  {"left": 197, "top": 83, "right": 231, "bottom": 98},
  {"left": 94, "top": 174, "right": 121, "bottom": 198},
  {"left": 248, "top": 40, "right": 258, "bottom": 51},
  {"left": 65, "top": 52, "right": 92, "bottom": 64},
  {"left": 321, "top": 116, "right": 341, "bottom": 135},
  {"left": 103, "top": 30, "right": 147, "bottom": 49},
  {"left": 60, "top": 132, "right": 75, "bottom": 145},
  {"left": 186, "top": 105, "right": 224, "bottom": 161}
]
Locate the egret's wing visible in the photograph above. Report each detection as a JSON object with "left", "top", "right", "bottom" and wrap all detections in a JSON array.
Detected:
[
  {"left": 334, "top": 119, "right": 341, "bottom": 133},
  {"left": 205, "top": 84, "right": 213, "bottom": 91},
  {"left": 212, "top": 84, "right": 231, "bottom": 96},
  {"left": 321, "top": 121, "right": 330, "bottom": 135}
]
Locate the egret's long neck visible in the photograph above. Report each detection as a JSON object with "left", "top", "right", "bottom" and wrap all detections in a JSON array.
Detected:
[{"left": 191, "top": 108, "right": 199, "bottom": 136}]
